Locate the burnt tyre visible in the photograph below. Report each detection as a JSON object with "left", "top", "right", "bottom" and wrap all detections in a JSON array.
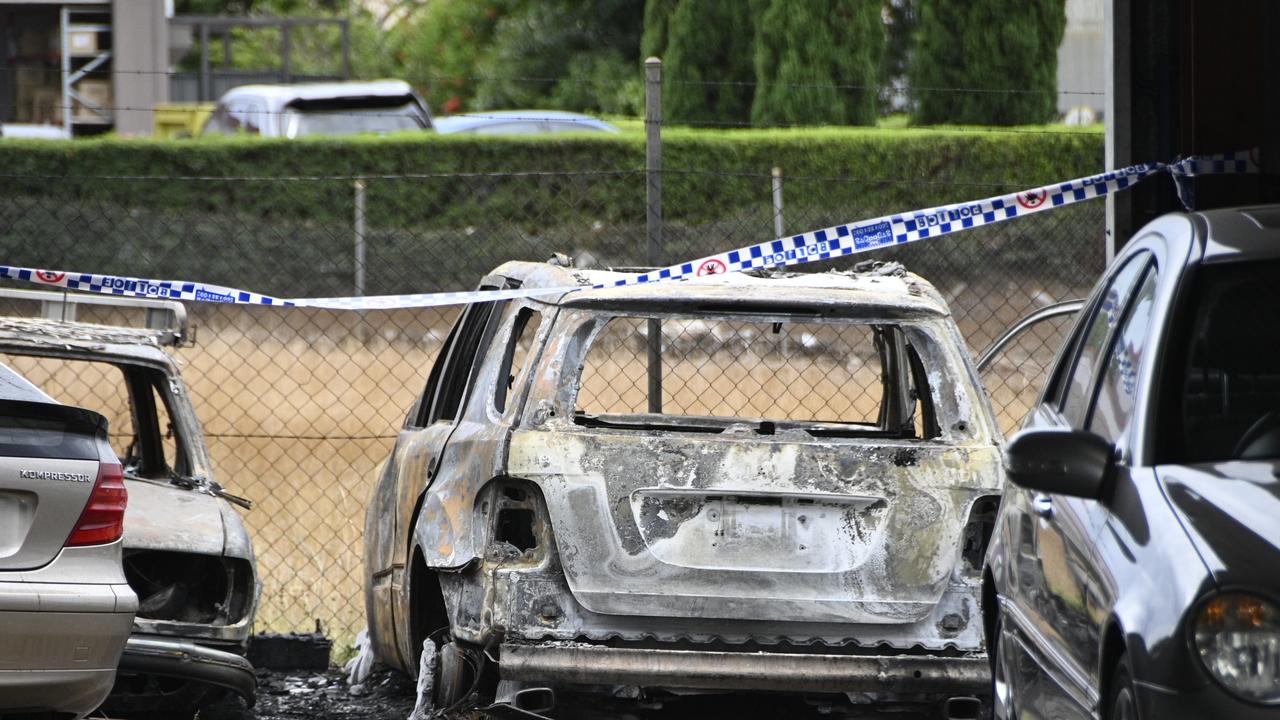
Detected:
[{"left": 409, "top": 636, "right": 480, "bottom": 717}]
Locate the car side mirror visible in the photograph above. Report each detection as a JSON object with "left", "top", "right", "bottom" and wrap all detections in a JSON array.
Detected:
[{"left": 1004, "top": 428, "right": 1115, "bottom": 499}]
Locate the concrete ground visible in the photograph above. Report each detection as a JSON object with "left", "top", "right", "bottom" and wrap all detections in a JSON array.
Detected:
[{"left": 176, "top": 668, "right": 949, "bottom": 720}]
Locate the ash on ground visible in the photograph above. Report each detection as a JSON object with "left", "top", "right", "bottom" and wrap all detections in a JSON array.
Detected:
[{"left": 199, "top": 667, "right": 417, "bottom": 720}]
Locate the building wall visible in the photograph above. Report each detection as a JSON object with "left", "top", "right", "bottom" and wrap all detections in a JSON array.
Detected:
[
  {"left": 112, "top": 0, "right": 168, "bottom": 135},
  {"left": 1058, "top": 0, "right": 1104, "bottom": 116}
]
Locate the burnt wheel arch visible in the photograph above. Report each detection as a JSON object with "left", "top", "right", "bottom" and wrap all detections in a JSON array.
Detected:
[{"left": 408, "top": 547, "right": 449, "bottom": 674}]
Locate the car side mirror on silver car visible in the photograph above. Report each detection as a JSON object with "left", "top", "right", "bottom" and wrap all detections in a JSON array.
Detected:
[{"left": 1004, "top": 428, "right": 1115, "bottom": 500}]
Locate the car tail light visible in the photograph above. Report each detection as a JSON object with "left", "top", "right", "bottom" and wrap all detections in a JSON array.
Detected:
[{"left": 66, "top": 462, "right": 127, "bottom": 547}]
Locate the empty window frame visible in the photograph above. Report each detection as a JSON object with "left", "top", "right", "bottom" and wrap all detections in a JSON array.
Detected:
[{"left": 574, "top": 315, "right": 938, "bottom": 438}]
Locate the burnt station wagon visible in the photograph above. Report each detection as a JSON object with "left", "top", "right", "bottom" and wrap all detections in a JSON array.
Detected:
[{"left": 364, "top": 260, "right": 1003, "bottom": 718}]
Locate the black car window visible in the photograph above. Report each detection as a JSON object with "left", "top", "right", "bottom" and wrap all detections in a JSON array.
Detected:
[
  {"left": 1161, "top": 259, "right": 1280, "bottom": 462},
  {"left": 1059, "top": 254, "right": 1150, "bottom": 428},
  {"left": 426, "top": 299, "right": 502, "bottom": 425},
  {"left": 1088, "top": 266, "right": 1158, "bottom": 446}
]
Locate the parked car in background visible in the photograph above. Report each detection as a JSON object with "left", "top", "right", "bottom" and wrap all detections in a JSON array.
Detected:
[
  {"left": 0, "top": 289, "right": 259, "bottom": 714},
  {"left": 202, "top": 80, "right": 432, "bottom": 138},
  {"left": 0, "top": 123, "right": 66, "bottom": 140},
  {"left": 365, "top": 260, "right": 1001, "bottom": 717},
  {"left": 0, "top": 361, "right": 135, "bottom": 719},
  {"left": 432, "top": 110, "right": 618, "bottom": 135},
  {"left": 985, "top": 205, "right": 1280, "bottom": 719}
]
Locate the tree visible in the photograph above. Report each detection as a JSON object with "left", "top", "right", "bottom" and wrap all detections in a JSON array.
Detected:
[
  {"left": 658, "top": 1, "right": 755, "bottom": 125},
  {"left": 393, "top": 0, "right": 510, "bottom": 113},
  {"left": 472, "top": 0, "right": 645, "bottom": 113},
  {"left": 751, "top": 0, "right": 883, "bottom": 127},
  {"left": 639, "top": 0, "right": 678, "bottom": 59},
  {"left": 910, "top": 0, "right": 1066, "bottom": 125}
]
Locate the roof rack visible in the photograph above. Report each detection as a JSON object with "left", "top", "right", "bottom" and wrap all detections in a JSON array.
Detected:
[{"left": 0, "top": 289, "right": 189, "bottom": 347}]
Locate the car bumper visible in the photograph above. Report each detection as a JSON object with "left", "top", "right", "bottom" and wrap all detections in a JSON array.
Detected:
[
  {"left": 0, "top": 599, "right": 134, "bottom": 715},
  {"left": 118, "top": 635, "right": 256, "bottom": 704},
  {"left": 1138, "top": 678, "right": 1280, "bottom": 719},
  {"left": 499, "top": 643, "right": 990, "bottom": 695}
]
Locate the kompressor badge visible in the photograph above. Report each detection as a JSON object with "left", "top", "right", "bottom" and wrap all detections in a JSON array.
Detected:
[{"left": 20, "top": 469, "right": 92, "bottom": 483}]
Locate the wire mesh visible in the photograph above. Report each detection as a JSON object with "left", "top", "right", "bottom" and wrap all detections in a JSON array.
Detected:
[{"left": 0, "top": 151, "right": 1104, "bottom": 649}]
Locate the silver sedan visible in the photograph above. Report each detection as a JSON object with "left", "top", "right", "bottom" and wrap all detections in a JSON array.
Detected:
[{"left": 0, "top": 362, "right": 137, "bottom": 718}]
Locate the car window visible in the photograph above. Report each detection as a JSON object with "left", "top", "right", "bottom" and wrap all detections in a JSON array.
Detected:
[
  {"left": 283, "top": 102, "right": 426, "bottom": 137},
  {"left": 206, "top": 100, "right": 266, "bottom": 135},
  {"left": 1088, "top": 267, "right": 1158, "bottom": 446},
  {"left": 495, "top": 307, "right": 542, "bottom": 414},
  {"left": 424, "top": 299, "right": 503, "bottom": 425},
  {"left": 151, "top": 380, "right": 185, "bottom": 475},
  {"left": 575, "top": 315, "right": 934, "bottom": 438},
  {"left": 0, "top": 355, "right": 185, "bottom": 477},
  {"left": 1162, "top": 259, "right": 1280, "bottom": 462},
  {"left": 1059, "top": 254, "right": 1150, "bottom": 427}
]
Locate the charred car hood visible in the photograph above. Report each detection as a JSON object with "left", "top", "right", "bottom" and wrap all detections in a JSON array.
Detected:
[
  {"left": 1158, "top": 461, "right": 1280, "bottom": 588},
  {"left": 122, "top": 479, "right": 226, "bottom": 555}
]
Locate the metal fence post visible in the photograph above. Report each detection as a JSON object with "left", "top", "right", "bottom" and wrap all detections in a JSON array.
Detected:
[
  {"left": 645, "top": 57, "right": 663, "bottom": 414},
  {"left": 281, "top": 21, "right": 293, "bottom": 83},
  {"left": 198, "top": 23, "right": 211, "bottom": 101},
  {"left": 353, "top": 178, "right": 366, "bottom": 297},
  {"left": 771, "top": 166, "right": 784, "bottom": 238},
  {"left": 340, "top": 20, "right": 351, "bottom": 79}
]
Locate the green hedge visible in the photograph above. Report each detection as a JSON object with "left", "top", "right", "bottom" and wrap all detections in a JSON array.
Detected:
[{"left": 0, "top": 127, "right": 1103, "bottom": 295}]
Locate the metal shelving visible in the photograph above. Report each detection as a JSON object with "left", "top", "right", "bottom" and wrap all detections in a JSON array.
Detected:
[{"left": 60, "top": 5, "right": 113, "bottom": 135}]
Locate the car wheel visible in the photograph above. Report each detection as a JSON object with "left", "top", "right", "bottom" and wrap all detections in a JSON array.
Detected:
[
  {"left": 1108, "top": 653, "right": 1139, "bottom": 720},
  {"left": 408, "top": 636, "right": 475, "bottom": 718},
  {"left": 991, "top": 612, "right": 1015, "bottom": 720},
  {"left": 436, "top": 639, "right": 471, "bottom": 708}
]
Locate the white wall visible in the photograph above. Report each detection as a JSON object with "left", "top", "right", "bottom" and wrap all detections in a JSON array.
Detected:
[{"left": 1058, "top": 0, "right": 1105, "bottom": 115}]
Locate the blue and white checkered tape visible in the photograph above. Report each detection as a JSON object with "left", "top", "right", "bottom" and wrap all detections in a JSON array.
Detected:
[{"left": 0, "top": 150, "right": 1256, "bottom": 310}]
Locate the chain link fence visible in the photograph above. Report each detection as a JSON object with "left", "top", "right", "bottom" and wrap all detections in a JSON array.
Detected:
[{"left": 0, "top": 82, "right": 1105, "bottom": 654}]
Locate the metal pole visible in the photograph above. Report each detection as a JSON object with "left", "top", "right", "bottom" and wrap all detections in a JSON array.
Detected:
[
  {"left": 645, "top": 57, "right": 663, "bottom": 414},
  {"left": 771, "top": 166, "right": 784, "bottom": 238},
  {"left": 281, "top": 22, "right": 292, "bottom": 83},
  {"left": 60, "top": 6, "right": 71, "bottom": 135},
  {"left": 199, "top": 23, "right": 211, "bottom": 101},
  {"left": 354, "top": 178, "right": 366, "bottom": 297},
  {"left": 340, "top": 20, "right": 351, "bottom": 79},
  {"left": 222, "top": 30, "right": 232, "bottom": 69}
]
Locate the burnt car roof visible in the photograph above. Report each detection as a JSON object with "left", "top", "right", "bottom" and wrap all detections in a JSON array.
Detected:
[
  {"left": 492, "top": 261, "right": 953, "bottom": 318},
  {"left": 0, "top": 317, "right": 177, "bottom": 366}
]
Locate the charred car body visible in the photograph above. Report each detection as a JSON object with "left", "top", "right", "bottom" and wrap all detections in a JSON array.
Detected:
[
  {"left": 0, "top": 289, "right": 258, "bottom": 712},
  {"left": 364, "top": 261, "right": 1003, "bottom": 715}
]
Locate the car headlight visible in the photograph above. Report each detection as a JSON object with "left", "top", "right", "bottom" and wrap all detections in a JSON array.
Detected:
[{"left": 1194, "top": 593, "right": 1280, "bottom": 703}]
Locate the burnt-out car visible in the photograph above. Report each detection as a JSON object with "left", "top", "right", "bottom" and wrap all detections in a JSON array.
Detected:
[
  {"left": 364, "top": 261, "right": 1003, "bottom": 717},
  {"left": 0, "top": 289, "right": 258, "bottom": 712}
]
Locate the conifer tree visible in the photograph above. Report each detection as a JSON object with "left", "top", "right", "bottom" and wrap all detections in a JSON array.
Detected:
[
  {"left": 661, "top": 0, "right": 756, "bottom": 124},
  {"left": 910, "top": 0, "right": 1066, "bottom": 124},
  {"left": 751, "top": 0, "right": 883, "bottom": 126}
]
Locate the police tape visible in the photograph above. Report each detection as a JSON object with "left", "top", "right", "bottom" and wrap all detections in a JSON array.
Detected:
[{"left": 0, "top": 150, "right": 1256, "bottom": 311}]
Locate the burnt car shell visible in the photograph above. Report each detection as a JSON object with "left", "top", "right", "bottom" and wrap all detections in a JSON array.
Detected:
[
  {"left": 364, "top": 262, "right": 1005, "bottom": 713},
  {"left": 0, "top": 293, "right": 258, "bottom": 710}
]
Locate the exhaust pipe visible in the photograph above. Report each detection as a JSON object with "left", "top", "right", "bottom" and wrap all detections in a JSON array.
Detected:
[
  {"left": 512, "top": 686, "right": 556, "bottom": 714},
  {"left": 942, "top": 695, "right": 982, "bottom": 720}
]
